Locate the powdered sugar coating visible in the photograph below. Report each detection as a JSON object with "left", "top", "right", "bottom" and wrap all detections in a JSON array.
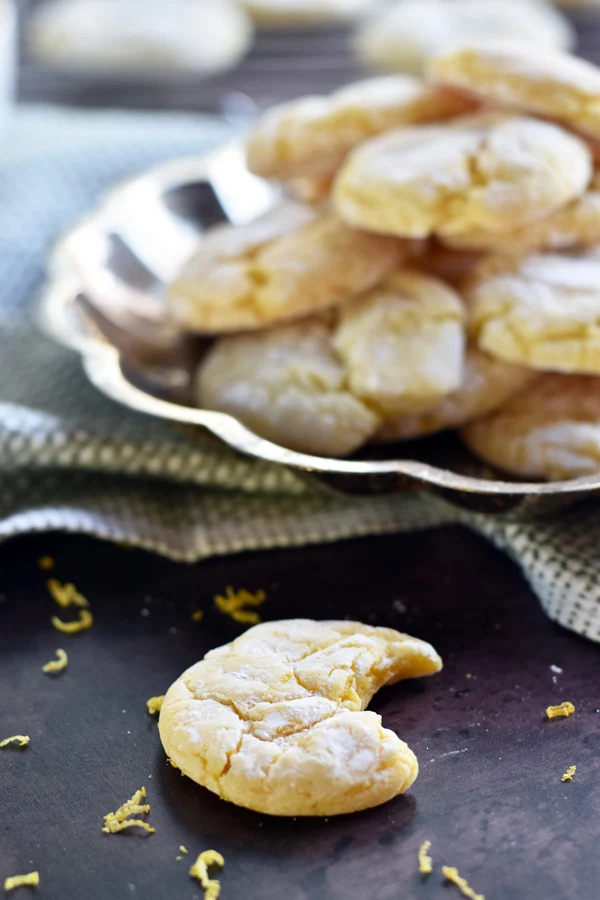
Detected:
[{"left": 159, "top": 619, "right": 442, "bottom": 816}]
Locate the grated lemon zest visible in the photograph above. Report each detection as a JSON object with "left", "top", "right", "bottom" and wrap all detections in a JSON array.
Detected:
[
  {"left": 42, "top": 648, "right": 68, "bottom": 674},
  {"left": 176, "top": 856, "right": 183, "bottom": 862},
  {"left": 191, "top": 610, "right": 204, "bottom": 622},
  {"left": 146, "top": 696, "right": 164, "bottom": 716},
  {"left": 546, "top": 702, "right": 575, "bottom": 719},
  {"left": 443, "top": 866, "right": 484, "bottom": 900},
  {"left": 4, "top": 872, "right": 39, "bottom": 891},
  {"left": 418, "top": 841, "right": 433, "bottom": 875},
  {"left": 102, "top": 787, "right": 155, "bottom": 835},
  {"left": 46, "top": 579, "right": 89, "bottom": 609},
  {"left": 180, "top": 846, "right": 189, "bottom": 854},
  {"left": 38, "top": 556, "right": 54, "bottom": 571},
  {"left": 562, "top": 765, "right": 576, "bottom": 782},
  {"left": 1, "top": 735, "right": 30, "bottom": 749},
  {"left": 190, "top": 850, "right": 224, "bottom": 900},
  {"left": 51, "top": 609, "right": 93, "bottom": 635},
  {"left": 214, "top": 586, "right": 266, "bottom": 626}
]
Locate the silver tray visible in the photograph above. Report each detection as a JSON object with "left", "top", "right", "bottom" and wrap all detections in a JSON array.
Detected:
[{"left": 36, "top": 142, "right": 600, "bottom": 516}]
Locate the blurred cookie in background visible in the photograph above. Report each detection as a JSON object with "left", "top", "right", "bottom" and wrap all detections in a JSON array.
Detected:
[
  {"left": 239, "top": 0, "right": 378, "bottom": 28},
  {"left": 26, "top": 0, "right": 253, "bottom": 76},
  {"left": 354, "top": 0, "right": 574, "bottom": 76}
]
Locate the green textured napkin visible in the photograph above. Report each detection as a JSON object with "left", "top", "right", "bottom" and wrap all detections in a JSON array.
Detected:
[{"left": 2, "top": 105, "right": 600, "bottom": 642}]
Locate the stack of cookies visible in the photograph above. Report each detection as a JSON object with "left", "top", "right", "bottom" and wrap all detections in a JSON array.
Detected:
[{"left": 168, "top": 41, "right": 600, "bottom": 481}]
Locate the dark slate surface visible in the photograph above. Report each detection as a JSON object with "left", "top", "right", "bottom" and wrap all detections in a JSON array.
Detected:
[{"left": 1, "top": 529, "right": 599, "bottom": 900}]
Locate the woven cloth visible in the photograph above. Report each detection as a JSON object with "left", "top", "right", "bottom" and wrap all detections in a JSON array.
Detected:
[{"left": 2, "top": 105, "right": 600, "bottom": 642}]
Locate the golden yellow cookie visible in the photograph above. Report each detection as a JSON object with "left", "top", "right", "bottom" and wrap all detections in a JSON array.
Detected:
[
  {"left": 376, "top": 345, "right": 537, "bottom": 442},
  {"left": 355, "top": 0, "right": 573, "bottom": 77},
  {"left": 333, "top": 113, "right": 592, "bottom": 240},
  {"left": 442, "top": 175, "right": 600, "bottom": 253},
  {"left": 196, "top": 318, "right": 380, "bottom": 457},
  {"left": 467, "top": 253, "right": 600, "bottom": 374},
  {"left": 159, "top": 619, "right": 442, "bottom": 816},
  {"left": 461, "top": 374, "right": 600, "bottom": 480},
  {"left": 245, "top": 75, "right": 472, "bottom": 181},
  {"left": 169, "top": 205, "right": 401, "bottom": 333},
  {"left": 429, "top": 39, "right": 600, "bottom": 141},
  {"left": 239, "top": 0, "right": 374, "bottom": 27},
  {"left": 333, "top": 269, "right": 466, "bottom": 416}
]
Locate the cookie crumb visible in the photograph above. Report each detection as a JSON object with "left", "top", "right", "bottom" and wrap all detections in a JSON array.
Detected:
[
  {"left": 42, "top": 648, "right": 68, "bottom": 674},
  {"left": 546, "top": 702, "right": 575, "bottom": 719},
  {"left": 443, "top": 866, "right": 484, "bottom": 900},
  {"left": 0, "top": 735, "right": 30, "bottom": 749},
  {"left": 51, "top": 609, "right": 94, "bottom": 635},
  {"left": 550, "top": 665, "right": 563, "bottom": 675},
  {"left": 418, "top": 840, "right": 433, "bottom": 875},
  {"left": 4, "top": 872, "right": 39, "bottom": 891},
  {"left": 102, "top": 787, "right": 155, "bottom": 835},
  {"left": 191, "top": 610, "right": 204, "bottom": 622},
  {"left": 38, "top": 556, "right": 54, "bottom": 571},
  {"left": 214, "top": 586, "right": 266, "bottom": 625},
  {"left": 46, "top": 579, "right": 89, "bottom": 608},
  {"left": 146, "top": 696, "right": 164, "bottom": 717},
  {"left": 562, "top": 765, "right": 576, "bottom": 782},
  {"left": 190, "top": 850, "right": 224, "bottom": 900}
]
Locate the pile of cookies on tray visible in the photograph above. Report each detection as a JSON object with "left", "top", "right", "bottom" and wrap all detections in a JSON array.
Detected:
[{"left": 168, "top": 39, "right": 600, "bottom": 482}]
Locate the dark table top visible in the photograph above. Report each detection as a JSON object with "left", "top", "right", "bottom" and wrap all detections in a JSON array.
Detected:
[
  {"left": 1, "top": 529, "right": 600, "bottom": 900},
  {"left": 3, "top": 6, "right": 600, "bottom": 900}
]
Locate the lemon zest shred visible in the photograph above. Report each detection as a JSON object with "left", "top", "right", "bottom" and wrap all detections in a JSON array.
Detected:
[
  {"left": 42, "top": 648, "right": 68, "bottom": 674},
  {"left": 418, "top": 841, "right": 433, "bottom": 875},
  {"left": 214, "top": 586, "right": 266, "bottom": 626},
  {"left": 0, "top": 735, "right": 30, "bottom": 749},
  {"left": 38, "top": 556, "right": 54, "bottom": 571},
  {"left": 176, "top": 856, "right": 183, "bottom": 862},
  {"left": 46, "top": 579, "right": 89, "bottom": 608},
  {"left": 546, "top": 701, "right": 575, "bottom": 719},
  {"left": 4, "top": 872, "right": 39, "bottom": 891},
  {"left": 179, "top": 845, "right": 189, "bottom": 854},
  {"left": 51, "top": 609, "right": 93, "bottom": 635},
  {"left": 562, "top": 765, "right": 576, "bottom": 782},
  {"left": 190, "top": 850, "right": 224, "bottom": 900},
  {"left": 191, "top": 610, "right": 204, "bottom": 622},
  {"left": 146, "top": 696, "right": 164, "bottom": 716},
  {"left": 443, "top": 866, "right": 484, "bottom": 900},
  {"left": 102, "top": 787, "right": 155, "bottom": 835}
]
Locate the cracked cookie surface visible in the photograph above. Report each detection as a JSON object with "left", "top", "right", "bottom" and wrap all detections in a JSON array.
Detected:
[
  {"left": 333, "top": 113, "right": 591, "bottom": 240},
  {"left": 159, "top": 619, "right": 442, "bottom": 816},
  {"left": 333, "top": 269, "right": 466, "bottom": 416},
  {"left": 169, "top": 204, "right": 400, "bottom": 333},
  {"left": 429, "top": 39, "right": 600, "bottom": 141},
  {"left": 196, "top": 318, "right": 380, "bottom": 457},
  {"left": 246, "top": 75, "right": 471, "bottom": 181},
  {"left": 461, "top": 374, "right": 600, "bottom": 479},
  {"left": 467, "top": 253, "right": 600, "bottom": 373},
  {"left": 376, "top": 345, "right": 536, "bottom": 443}
]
